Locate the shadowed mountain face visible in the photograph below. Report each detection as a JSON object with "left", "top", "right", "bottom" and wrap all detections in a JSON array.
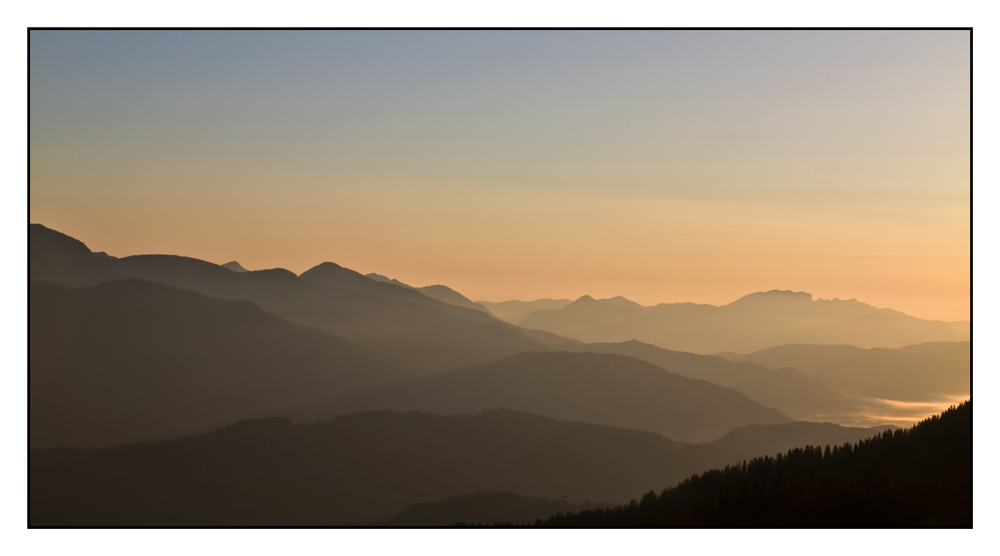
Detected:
[
  {"left": 286, "top": 351, "right": 793, "bottom": 443},
  {"left": 221, "top": 261, "right": 248, "bottom": 272},
  {"left": 476, "top": 298, "right": 573, "bottom": 324},
  {"left": 365, "top": 272, "right": 495, "bottom": 315},
  {"left": 717, "top": 342, "right": 970, "bottom": 402},
  {"left": 30, "top": 224, "right": 557, "bottom": 371},
  {"left": 518, "top": 290, "right": 968, "bottom": 354},
  {"left": 541, "top": 402, "right": 971, "bottom": 527},
  {"left": 29, "top": 409, "right": 893, "bottom": 526},
  {"left": 29, "top": 279, "right": 420, "bottom": 449},
  {"left": 562, "top": 341, "right": 853, "bottom": 420}
]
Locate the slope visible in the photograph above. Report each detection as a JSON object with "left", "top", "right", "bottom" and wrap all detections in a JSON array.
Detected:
[
  {"left": 29, "top": 279, "right": 418, "bottom": 449},
  {"left": 30, "top": 223, "right": 552, "bottom": 371},
  {"left": 563, "top": 340, "right": 852, "bottom": 419},
  {"left": 29, "top": 408, "right": 894, "bottom": 526},
  {"left": 286, "top": 351, "right": 793, "bottom": 443},
  {"left": 541, "top": 401, "right": 971, "bottom": 527}
]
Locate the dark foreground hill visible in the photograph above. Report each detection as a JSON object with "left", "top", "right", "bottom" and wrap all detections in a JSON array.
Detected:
[
  {"left": 718, "top": 342, "right": 970, "bottom": 402},
  {"left": 519, "top": 291, "right": 968, "bottom": 354},
  {"left": 29, "top": 279, "right": 418, "bottom": 449},
  {"left": 540, "top": 401, "right": 971, "bottom": 527},
  {"left": 381, "top": 491, "right": 607, "bottom": 526},
  {"left": 285, "top": 351, "right": 793, "bottom": 443},
  {"left": 563, "top": 341, "right": 852, "bottom": 420},
  {"left": 29, "top": 408, "right": 892, "bottom": 526},
  {"left": 29, "top": 223, "right": 557, "bottom": 371},
  {"left": 29, "top": 410, "right": 717, "bottom": 525}
]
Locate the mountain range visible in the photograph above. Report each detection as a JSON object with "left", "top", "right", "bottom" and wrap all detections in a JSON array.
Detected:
[
  {"left": 717, "top": 342, "right": 970, "bottom": 402},
  {"left": 29, "top": 279, "right": 419, "bottom": 449},
  {"left": 30, "top": 409, "right": 894, "bottom": 526},
  {"left": 30, "top": 224, "right": 565, "bottom": 371},
  {"left": 285, "top": 351, "right": 793, "bottom": 443},
  {"left": 518, "top": 291, "right": 968, "bottom": 354}
]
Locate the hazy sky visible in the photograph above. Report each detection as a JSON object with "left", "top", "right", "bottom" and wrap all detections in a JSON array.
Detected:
[{"left": 29, "top": 30, "right": 970, "bottom": 321}]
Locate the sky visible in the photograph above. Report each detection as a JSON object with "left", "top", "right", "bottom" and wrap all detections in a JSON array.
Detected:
[{"left": 29, "top": 30, "right": 970, "bottom": 321}]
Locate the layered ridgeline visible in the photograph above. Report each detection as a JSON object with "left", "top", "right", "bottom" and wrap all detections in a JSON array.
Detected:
[
  {"left": 29, "top": 279, "right": 420, "bottom": 449},
  {"left": 560, "top": 340, "right": 851, "bottom": 420},
  {"left": 30, "top": 409, "right": 894, "bottom": 526},
  {"left": 541, "top": 402, "right": 971, "bottom": 527},
  {"left": 30, "top": 224, "right": 567, "bottom": 371},
  {"left": 518, "top": 291, "right": 968, "bottom": 355},
  {"left": 286, "top": 351, "right": 792, "bottom": 443},
  {"left": 476, "top": 299, "right": 573, "bottom": 324},
  {"left": 717, "top": 342, "right": 970, "bottom": 402},
  {"left": 365, "top": 273, "right": 494, "bottom": 316}
]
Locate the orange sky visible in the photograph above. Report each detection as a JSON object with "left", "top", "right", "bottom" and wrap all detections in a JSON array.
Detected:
[{"left": 29, "top": 31, "right": 970, "bottom": 322}]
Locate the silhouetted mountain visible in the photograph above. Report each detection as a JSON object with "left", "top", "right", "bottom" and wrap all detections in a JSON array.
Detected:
[
  {"left": 562, "top": 341, "right": 853, "bottom": 420},
  {"left": 29, "top": 407, "right": 894, "bottom": 526},
  {"left": 221, "top": 261, "right": 248, "bottom": 272},
  {"left": 415, "top": 284, "right": 495, "bottom": 315},
  {"left": 30, "top": 224, "right": 557, "bottom": 371},
  {"left": 365, "top": 272, "right": 413, "bottom": 288},
  {"left": 540, "top": 401, "right": 971, "bottom": 527},
  {"left": 475, "top": 298, "right": 572, "bottom": 324},
  {"left": 29, "top": 279, "right": 419, "bottom": 449},
  {"left": 382, "top": 491, "right": 608, "bottom": 526},
  {"left": 287, "top": 351, "right": 792, "bottom": 443},
  {"left": 704, "top": 421, "right": 897, "bottom": 465},
  {"left": 519, "top": 290, "right": 969, "bottom": 354},
  {"left": 718, "top": 342, "right": 970, "bottom": 402},
  {"left": 363, "top": 272, "right": 493, "bottom": 314},
  {"left": 598, "top": 295, "right": 645, "bottom": 309},
  {"left": 29, "top": 410, "right": 716, "bottom": 525}
]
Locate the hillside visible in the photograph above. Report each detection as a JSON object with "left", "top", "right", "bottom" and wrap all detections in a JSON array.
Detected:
[
  {"left": 29, "top": 410, "right": 715, "bottom": 525},
  {"left": 518, "top": 290, "right": 968, "bottom": 354},
  {"left": 563, "top": 340, "right": 852, "bottom": 419},
  {"left": 475, "top": 298, "right": 573, "bottom": 324},
  {"left": 29, "top": 279, "right": 418, "bottom": 449},
  {"left": 30, "top": 223, "right": 558, "bottom": 371},
  {"left": 286, "top": 351, "right": 792, "bottom": 443},
  {"left": 29, "top": 407, "right": 892, "bottom": 526},
  {"left": 540, "top": 401, "right": 971, "bottom": 527},
  {"left": 718, "top": 342, "right": 970, "bottom": 402},
  {"left": 381, "top": 491, "right": 608, "bottom": 526}
]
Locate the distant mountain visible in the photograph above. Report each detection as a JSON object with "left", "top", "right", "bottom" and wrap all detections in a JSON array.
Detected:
[
  {"left": 365, "top": 273, "right": 413, "bottom": 288},
  {"left": 562, "top": 341, "right": 852, "bottom": 420},
  {"left": 29, "top": 408, "right": 891, "bottom": 526},
  {"left": 416, "top": 285, "right": 495, "bottom": 315},
  {"left": 597, "top": 295, "right": 645, "bottom": 309},
  {"left": 287, "top": 351, "right": 792, "bottom": 443},
  {"left": 475, "top": 298, "right": 573, "bottom": 324},
  {"left": 382, "top": 491, "right": 608, "bottom": 526},
  {"left": 365, "top": 272, "right": 494, "bottom": 315},
  {"left": 541, "top": 401, "right": 971, "bottom": 527},
  {"left": 718, "top": 342, "right": 970, "bottom": 402},
  {"left": 221, "top": 261, "right": 248, "bottom": 272},
  {"left": 30, "top": 224, "right": 559, "bottom": 371},
  {"left": 705, "top": 420, "right": 897, "bottom": 465},
  {"left": 519, "top": 290, "right": 968, "bottom": 354},
  {"left": 29, "top": 279, "right": 419, "bottom": 449}
]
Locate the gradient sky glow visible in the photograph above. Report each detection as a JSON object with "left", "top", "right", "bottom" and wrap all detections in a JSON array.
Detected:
[{"left": 29, "top": 30, "right": 970, "bottom": 321}]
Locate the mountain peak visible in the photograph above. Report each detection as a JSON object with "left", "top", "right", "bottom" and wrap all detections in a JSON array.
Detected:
[
  {"left": 598, "top": 295, "right": 644, "bottom": 309},
  {"left": 727, "top": 290, "right": 813, "bottom": 307},
  {"left": 221, "top": 261, "right": 248, "bottom": 273}
]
